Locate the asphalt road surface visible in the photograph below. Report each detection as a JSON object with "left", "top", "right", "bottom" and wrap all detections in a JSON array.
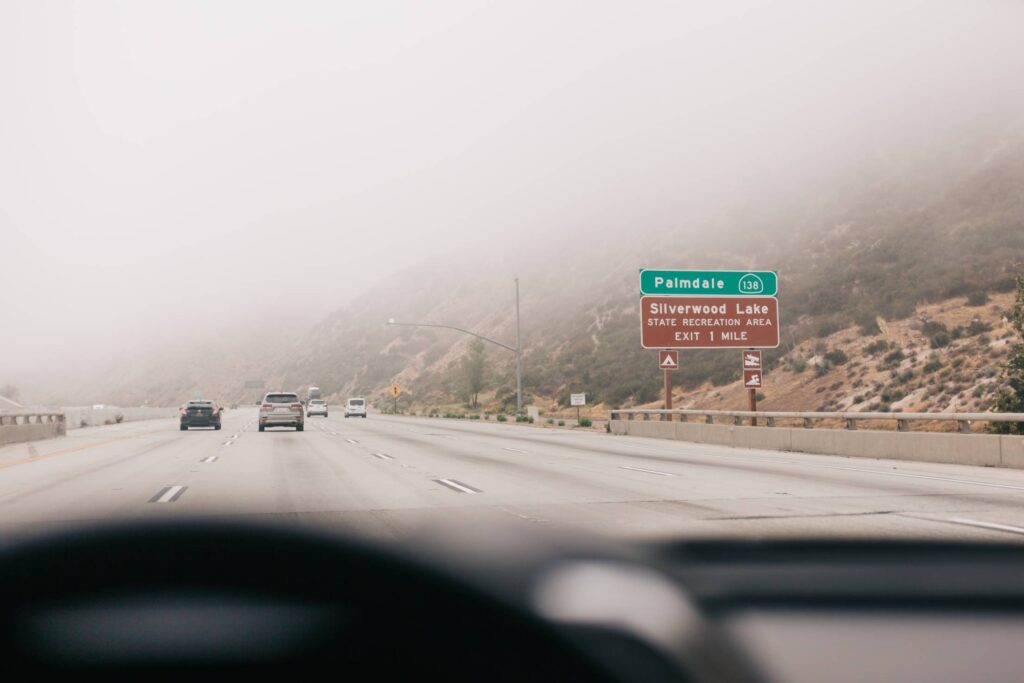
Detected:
[{"left": 3, "top": 410, "right": 1024, "bottom": 542}]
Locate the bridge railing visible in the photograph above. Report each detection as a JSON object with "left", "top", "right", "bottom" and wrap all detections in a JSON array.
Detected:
[
  {"left": 0, "top": 412, "right": 65, "bottom": 427},
  {"left": 0, "top": 412, "right": 67, "bottom": 446},
  {"left": 608, "top": 409, "right": 1024, "bottom": 433}
]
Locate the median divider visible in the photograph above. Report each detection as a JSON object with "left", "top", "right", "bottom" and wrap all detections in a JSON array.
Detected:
[
  {"left": 62, "top": 406, "right": 180, "bottom": 429},
  {"left": 610, "top": 409, "right": 1024, "bottom": 470},
  {"left": 0, "top": 413, "right": 66, "bottom": 447}
]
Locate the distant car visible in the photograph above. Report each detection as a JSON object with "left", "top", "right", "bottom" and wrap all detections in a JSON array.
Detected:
[
  {"left": 344, "top": 398, "right": 367, "bottom": 418},
  {"left": 180, "top": 400, "right": 222, "bottom": 431},
  {"left": 259, "top": 392, "right": 304, "bottom": 432},
  {"left": 307, "top": 399, "right": 328, "bottom": 417}
]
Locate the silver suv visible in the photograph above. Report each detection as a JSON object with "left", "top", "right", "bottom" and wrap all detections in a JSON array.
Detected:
[{"left": 258, "top": 392, "right": 304, "bottom": 432}]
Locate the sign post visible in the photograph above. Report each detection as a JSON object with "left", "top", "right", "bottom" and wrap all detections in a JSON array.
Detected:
[
  {"left": 244, "top": 379, "right": 264, "bottom": 405},
  {"left": 387, "top": 384, "right": 402, "bottom": 414},
  {"left": 658, "top": 351, "right": 678, "bottom": 421},
  {"left": 570, "top": 393, "right": 586, "bottom": 425},
  {"left": 742, "top": 350, "right": 762, "bottom": 426},
  {"left": 663, "top": 368, "right": 673, "bottom": 421}
]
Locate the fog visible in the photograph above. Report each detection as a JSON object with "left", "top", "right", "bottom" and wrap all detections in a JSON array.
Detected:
[{"left": 3, "top": 1, "right": 1024, "bottom": 398}]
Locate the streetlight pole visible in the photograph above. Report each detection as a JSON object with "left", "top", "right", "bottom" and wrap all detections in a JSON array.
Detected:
[
  {"left": 515, "top": 277, "right": 522, "bottom": 415},
  {"left": 387, "top": 280, "right": 524, "bottom": 414}
]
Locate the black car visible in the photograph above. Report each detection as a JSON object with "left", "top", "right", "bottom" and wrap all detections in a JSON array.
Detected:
[{"left": 179, "top": 400, "right": 222, "bottom": 430}]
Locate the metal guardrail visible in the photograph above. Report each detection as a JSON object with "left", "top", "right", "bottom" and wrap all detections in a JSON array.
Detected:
[
  {"left": 0, "top": 412, "right": 65, "bottom": 427},
  {"left": 608, "top": 409, "right": 1024, "bottom": 434}
]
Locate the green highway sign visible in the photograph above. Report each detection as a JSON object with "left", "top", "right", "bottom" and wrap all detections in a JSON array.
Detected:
[{"left": 640, "top": 269, "right": 778, "bottom": 297}]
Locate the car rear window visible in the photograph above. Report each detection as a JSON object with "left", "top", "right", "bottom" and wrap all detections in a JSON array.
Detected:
[
  {"left": 265, "top": 394, "right": 298, "bottom": 403},
  {"left": 310, "top": 400, "right": 325, "bottom": 405},
  {"left": 349, "top": 399, "right": 364, "bottom": 406}
]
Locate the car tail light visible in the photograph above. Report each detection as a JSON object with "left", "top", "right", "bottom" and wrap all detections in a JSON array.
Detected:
[
  {"left": 261, "top": 403, "right": 272, "bottom": 409},
  {"left": 291, "top": 403, "right": 302, "bottom": 409}
]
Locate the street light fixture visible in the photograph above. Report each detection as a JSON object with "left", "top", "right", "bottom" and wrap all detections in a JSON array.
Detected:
[{"left": 387, "top": 278, "right": 524, "bottom": 414}]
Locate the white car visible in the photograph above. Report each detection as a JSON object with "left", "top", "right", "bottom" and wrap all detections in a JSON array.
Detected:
[
  {"left": 344, "top": 398, "right": 367, "bottom": 418},
  {"left": 307, "top": 399, "right": 328, "bottom": 417}
]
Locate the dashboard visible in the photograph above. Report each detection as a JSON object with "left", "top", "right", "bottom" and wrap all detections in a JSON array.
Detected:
[{"left": 1, "top": 519, "right": 1022, "bottom": 681}]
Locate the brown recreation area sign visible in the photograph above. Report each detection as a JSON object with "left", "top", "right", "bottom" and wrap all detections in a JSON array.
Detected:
[{"left": 640, "top": 296, "right": 780, "bottom": 349}]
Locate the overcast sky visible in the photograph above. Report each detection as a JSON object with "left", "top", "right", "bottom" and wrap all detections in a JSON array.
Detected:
[{"left": 3, "top": 1, "right": 1024, "bottom": 383}]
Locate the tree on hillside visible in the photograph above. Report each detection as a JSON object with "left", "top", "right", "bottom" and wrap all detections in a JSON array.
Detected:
[
  {"left": 0, "top": 384, "right": 18, "bottom": 401},
  {"left": 990, "top": 275, "right": 1024, "bottom": 434},
  {"left": 461, "top": 340, "right": 487, "bottom": 408}
]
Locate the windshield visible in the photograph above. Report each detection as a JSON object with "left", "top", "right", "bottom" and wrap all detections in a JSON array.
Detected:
[{"left": 3, "top": 1, "right": 1024, "bottom": 547}]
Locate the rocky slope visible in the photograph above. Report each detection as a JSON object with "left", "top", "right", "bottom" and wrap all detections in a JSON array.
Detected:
[{"left": 37, "top": 139, "right": 1024, "bottom": 414}]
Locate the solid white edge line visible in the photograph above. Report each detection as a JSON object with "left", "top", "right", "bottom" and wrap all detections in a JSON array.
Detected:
[
  {"left": 945, "top": 517, "right": 1024, "bottom": 536},
  {"left": 818, "top": 464, "right": 1024, "bottom": 492},
  {"left": 156, "top": 485, "right": 184, "bottom": 503},
  {"left": 502, "top": 447, "right": 526, "bottom": 453}
]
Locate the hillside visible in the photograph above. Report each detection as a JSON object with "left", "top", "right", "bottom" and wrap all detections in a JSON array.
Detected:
[
  {"left": 668, "top": 291, "right": 1017, "bottom": 424},
  {"left": 267, "top": 139, "right": 1024, "bottom": 415},
  {"left": 40, "top": 138, "right": 1024, "bottom": 413}
]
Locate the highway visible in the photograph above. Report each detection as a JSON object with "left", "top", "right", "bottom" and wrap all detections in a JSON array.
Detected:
[{"left": 3, "top": 409, "right": 1024, "bottom": 541}]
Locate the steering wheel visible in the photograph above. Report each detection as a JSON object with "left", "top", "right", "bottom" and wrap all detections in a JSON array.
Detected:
[{"left": 0, "top": 519, "right": 618, "bottom": 680}]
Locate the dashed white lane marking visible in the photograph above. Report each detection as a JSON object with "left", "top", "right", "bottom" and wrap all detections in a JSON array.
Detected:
[
  {"left": 201, "top": 456, "right": 218, "bottom": 463},
  {"left": 944, "top": 517, "right": 1024, "bottom": 536},
  {"left": 372, "top": 453, "right": 393, "bottom": 460},
  {"left": 435, "top": 479, "right": 482, "bottom": 494},
  {"left": 500, "top": 507, "right": 549, "bottom": 524},
  {"left": 619, "top": 465, "right": 675, "bottom": 477},
  {"left": 502, "top": 447, "right": 526, "bottom": 453},
  {"left": 346, "top": 439, "right": 358, "bottom": 444},
  {"left": 222, "top": 441, "right": 234, "bottom": 446},
  {"left": 150, "top": 485, "right": 187, "bottom": 503},
  {"left": 331, "top": 432, "right": 338, "bottom": 436}
]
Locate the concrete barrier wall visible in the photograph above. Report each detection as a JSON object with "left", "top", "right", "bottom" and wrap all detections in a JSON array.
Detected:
[
  {"left": 63, "top": 407, "right": 179, "bottom": 429},
  {"left": 0, "top": 416, "right": 66, "bottom": 447},
  {"left": 612, "top": 419, "right": 1024, "bottom": 470},
  {"left": 1001, "top": 436, "right": 1024, "bottom": 469}
]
